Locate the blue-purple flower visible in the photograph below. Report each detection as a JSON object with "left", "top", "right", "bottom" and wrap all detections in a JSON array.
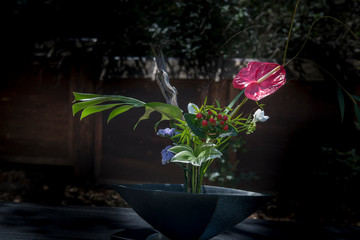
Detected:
[
  {"left": 161, "top": 145, "right": 175, "bottom": 165},
  {"left": 157, "top": 128, "right": 176, "bottom": 138}
]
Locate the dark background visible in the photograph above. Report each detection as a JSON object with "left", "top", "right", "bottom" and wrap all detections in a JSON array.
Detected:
[{"left": 1, "top": 0, "right": 360, "bottom": 225}]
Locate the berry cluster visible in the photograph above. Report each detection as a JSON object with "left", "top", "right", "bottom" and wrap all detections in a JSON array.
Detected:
[{"left": 195, "top": 110, "right": 230, "bottom": 136}]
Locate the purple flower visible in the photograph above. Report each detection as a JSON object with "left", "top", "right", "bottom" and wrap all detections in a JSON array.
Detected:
[
  {"left": 157, "top": 128, "right": 176, "bottom": 138},
  {"left": 161, "top": 145, "right": 175, "bottom": 165}
]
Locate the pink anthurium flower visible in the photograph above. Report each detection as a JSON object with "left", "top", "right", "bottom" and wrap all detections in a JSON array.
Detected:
[{"left": 233, "top": 62, "right": 286, "bottom": 101}]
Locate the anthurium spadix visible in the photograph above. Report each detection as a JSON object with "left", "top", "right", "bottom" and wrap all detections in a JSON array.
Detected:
[{"left": 233, "top": 62, "right": 286, "bottom": 101}]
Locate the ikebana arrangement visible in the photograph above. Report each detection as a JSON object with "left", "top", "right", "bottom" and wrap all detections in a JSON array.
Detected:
[{"left": 72, "top": 60, "right": 285, "bottom": 193}]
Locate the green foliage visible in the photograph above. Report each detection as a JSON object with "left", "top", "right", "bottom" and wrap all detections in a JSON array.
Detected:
[
  {"left": 169, "top": 144, "right": 222, "bottom": 167},
  {"left": 72, "top": 92, "right": 183, "bottom": 129}
]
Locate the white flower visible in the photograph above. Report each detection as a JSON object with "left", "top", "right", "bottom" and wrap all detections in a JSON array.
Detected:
[
  {"left": 252, "top": 109, "right": 269, "bottom": 123},
  {"left": 226, "top": 175, "right": 234, "bottom": 181},
  {"left": 209, "top": 172, "right": 220, "bottom": 181},
  {"left": 187, "top": 103, "right": 199, "bottom": 114}
]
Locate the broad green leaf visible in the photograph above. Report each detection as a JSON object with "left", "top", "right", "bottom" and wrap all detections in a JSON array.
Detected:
[
  {"left": 171, "top": 151, "right": 197, "bottom": 165},
  {"left": 337, "top": 87, "right": 345, "bottom": 122},
  {"left": 169, "top": 145, "right": 194, "bottom": 155},
  {"left": 134, "top": 106, "right": 155, "bottom": 129},
  {"left": 80, "top": 104, "right": 121, "bottom": 120},
  {"left": 142, "top": 102, "right": 183, "bottom": 130},
  {"left": 196, "top": 144, "right": 222, "bottom": 162},
  {"left": 184, "top": 113, "right": 207, "bottom": 139},
  {"left": 145, "top": 102, "right": 183, "bottom": 120},
  {"left": 195, "top": 143, "right": 216, "bottom": 156},
  {"left": 107, "top": 105, "right": 134, "bottom": 123},
  {"left": 72, "top": 97, "right": 108, "bottom": 116}
]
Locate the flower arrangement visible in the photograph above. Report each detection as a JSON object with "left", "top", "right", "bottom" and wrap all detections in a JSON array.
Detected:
[{"left": 72, "top": 61, "right": 285, "bottom": 193}]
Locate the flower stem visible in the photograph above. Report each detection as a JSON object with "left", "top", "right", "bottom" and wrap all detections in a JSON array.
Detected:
[
  {"left": 282, "top": 0, "right": 300, "bottom": 66},
  {"left": 230, "top": 97, "right": 248, "bottom": 119},
  {"left": 184, "top": 163, "right": 189, "bottom": 192},
  {"left": 192, "top": 165, "right": 196, "bottom": 193}
]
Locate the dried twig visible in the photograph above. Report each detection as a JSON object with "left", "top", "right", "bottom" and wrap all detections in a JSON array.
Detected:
[{"left": 151, "top": 46, "right": 178, "bottom": 107}]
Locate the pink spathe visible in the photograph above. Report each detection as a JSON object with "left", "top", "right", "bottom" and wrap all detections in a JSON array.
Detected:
[{"left": 233, "top": 62, "right": 286, "bottom": 101}]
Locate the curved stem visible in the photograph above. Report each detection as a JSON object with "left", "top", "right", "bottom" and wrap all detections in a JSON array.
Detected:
[
  {"left": 282, "top": 0, "right": 301, "bottom": 66},
  {"left": 284, "top": 16, "right": 360, "bottom": 67}
]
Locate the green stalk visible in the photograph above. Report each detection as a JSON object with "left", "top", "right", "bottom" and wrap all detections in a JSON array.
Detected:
[
  {"left": 284, "top": 16, "right": 360, "bottom": 66},
  {"left": 192, "top": 165, "right": 196, "bottom": 193},
  {"left": 184, "top": 163, "right": 188, "bottom": 192},
  {"left": 230, "top": 97, "right": 248, "bottom": 119},
  {"left": 282, "top": 0, "right": 300, "bottom": 66}
]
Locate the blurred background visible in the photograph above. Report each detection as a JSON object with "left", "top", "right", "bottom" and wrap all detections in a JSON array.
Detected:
[{"left": 1, "top": 0, "right": 360, "bottom": 225}]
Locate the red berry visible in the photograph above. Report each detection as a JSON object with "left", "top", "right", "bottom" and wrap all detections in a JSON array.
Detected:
[
  {"left": 202, "top": 120, "right": 208, "bottom": 126},
  {"left": 217, "top": 114, "right": 222, "bottom": 119},
  {"left": 223, "top": 125, "right": 229, "bottom": 131},
  {"left": 208, "top": 110, "right": 212, "bottom": 115},
  {"left": 222, "top": 115, "right": 228, "bottom": 121},
  {"left": 209, "top": 117, "right": 215, "bottom": 123},
  {"left": 220, "top": 120, "right": 225, "bottom": 125},
  {"left": 196, "top": 113, "right": 203, "bottom": 119}
]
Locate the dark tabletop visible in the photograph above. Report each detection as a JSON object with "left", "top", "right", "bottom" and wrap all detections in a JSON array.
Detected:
[{"left": 0, "top": 201, "right": 359, "bottom": 240}]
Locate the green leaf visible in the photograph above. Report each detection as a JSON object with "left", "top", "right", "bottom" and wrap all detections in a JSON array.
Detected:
[
  {"left": 337, "top": 87, "right": 345, "bottom": 122},
  {"left": 134, "top": 106, "right": 155, "bottom": 129},
  {"left": 171, "top": 151, "right": 198, "bottom": 165},
  {"left": 145, "top": 102, "right": 183, "bottom": 120},
  {"left": 107, "top": 105, "right": 134, "bottom": 123},
  {"left": 169, "top": 145, "right": 194, "bottom": 155},
  {"left": 218, "top": 124, "right": 238, "bottom": 138},
  {"left": 215, "top": 99, "right": 221, "bottom": 108},
  {"left": 184, "top": 113, "right": 207, "bottom": 139},
  {"left": 73, "top": 92, "right": 102, "bottom": 102},
  {"left": 141, "top": 102, "right": 183, "bottom": 130},
  {"left": 72, "top": 97, "right": 108, "bottom": 116},
  {"left": 195, "top": 144, "right": 223, "bottom": 165},
  {"left": 352, "top": 94, "right": 360, "bottom": 102},
  {"left": 73, "top": 93, "right": 183, "bottom": 128},
  {"left": 80, "top": 104, "right": 121, "bottom": 120},
  {"left": 225, "top": 90, "right": 244, "bottom": 114},
  {"left": 196, "top": 144, "right": 223, "bottom": 158}
]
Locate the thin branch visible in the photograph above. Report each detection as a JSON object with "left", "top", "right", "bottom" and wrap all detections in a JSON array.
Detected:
[{"left": 151, "top": 45, "right": 179, "bottom": 107}]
